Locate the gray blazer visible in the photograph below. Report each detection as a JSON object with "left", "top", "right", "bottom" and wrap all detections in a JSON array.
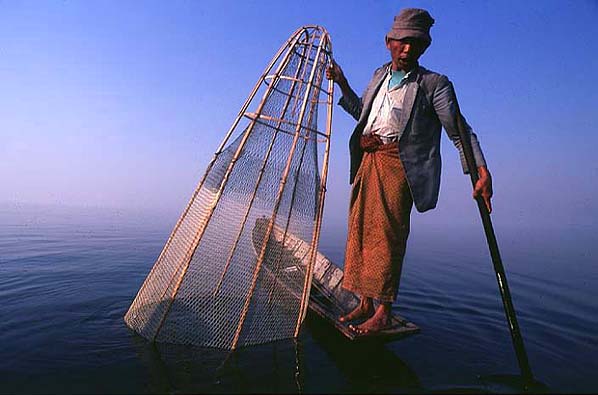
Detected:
[{"left": 340, "top": 63, "right": 487, "bottom": 213}]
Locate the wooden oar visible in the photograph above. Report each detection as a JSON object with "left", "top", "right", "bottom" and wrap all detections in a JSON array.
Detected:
[{"left": 453, "top": 102, "right": 535, "bottom": 386}]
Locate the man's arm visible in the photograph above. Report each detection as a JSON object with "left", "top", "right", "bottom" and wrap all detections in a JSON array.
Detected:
[
  {"left": 326, "top": 61, "right": 362, "bottom": 121},
  {"left": 432, "top": 75, "right": 493, "bottom": 213}
]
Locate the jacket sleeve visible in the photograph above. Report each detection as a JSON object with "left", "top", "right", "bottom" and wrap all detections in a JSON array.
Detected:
[
  {"left": 432, "top": 75, "right": 487, "bottom": 173},
  {"left": 338, "top": 87, "right": 362, "bottom": 121}
]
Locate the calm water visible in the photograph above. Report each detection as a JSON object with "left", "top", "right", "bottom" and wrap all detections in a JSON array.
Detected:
[{"left": 1, "top": 204, "right": 597, "bottom": 393}]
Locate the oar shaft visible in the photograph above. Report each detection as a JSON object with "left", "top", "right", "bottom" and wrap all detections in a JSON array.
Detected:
[
  {"left": 454, "top": 103, "right": 534, "bottom": 382},
  {"left": 475, "top": 196, "right": 533, "bottom": 381}
]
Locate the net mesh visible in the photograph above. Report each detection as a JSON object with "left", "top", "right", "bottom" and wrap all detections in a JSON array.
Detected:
[{"left": 125, "top": 26, "right": 333, "bottom": 349}]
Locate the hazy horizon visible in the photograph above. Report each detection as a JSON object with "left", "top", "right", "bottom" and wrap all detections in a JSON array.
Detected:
[{"left": 3, "top": 0, "right": 597, "bottom": 232}]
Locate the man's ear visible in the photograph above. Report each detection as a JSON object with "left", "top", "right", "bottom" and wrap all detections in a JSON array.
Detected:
[{"left": 385, "top": 36, "right": 391, "bottom": 50}]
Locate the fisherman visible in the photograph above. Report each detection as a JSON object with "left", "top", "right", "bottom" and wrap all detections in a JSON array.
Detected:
[{"left": 326, "top": 8, "right": 493, "bottom": 336}]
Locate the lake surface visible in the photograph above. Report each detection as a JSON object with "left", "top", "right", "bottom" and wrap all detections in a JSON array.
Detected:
[{"left": 1, "top": 204, "right": 597, "bottom": 393}]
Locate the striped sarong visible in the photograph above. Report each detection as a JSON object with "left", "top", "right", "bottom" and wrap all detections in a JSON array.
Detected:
[{"left": 342, "top": 137, "right": 413, "bottom": 302}]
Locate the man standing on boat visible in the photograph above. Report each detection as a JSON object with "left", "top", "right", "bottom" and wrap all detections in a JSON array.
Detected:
[{"left": 326, "top": 8, "right": 493, "bottom": 336}]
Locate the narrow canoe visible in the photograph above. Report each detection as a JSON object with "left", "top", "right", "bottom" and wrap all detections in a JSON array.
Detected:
[{"left": 252, "top": 217, "right": 419, "bottom": 341}]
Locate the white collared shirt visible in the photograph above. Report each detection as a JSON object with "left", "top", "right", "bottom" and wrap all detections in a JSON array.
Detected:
[{"left": 363, "top": 68, "right": 411, "bottom": 141}]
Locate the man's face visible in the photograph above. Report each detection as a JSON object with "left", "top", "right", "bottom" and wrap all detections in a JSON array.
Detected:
[{"left": 386, "top": 37, "right": 428, "bottom": 72}]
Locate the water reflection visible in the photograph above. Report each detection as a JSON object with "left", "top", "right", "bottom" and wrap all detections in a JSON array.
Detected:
[
  {"left": 130, "top": 311, "right": 423, "bottom": 394},
  {"left": 305, "top": 313, "right": 422, "bottom": 393},
  {"left": 131, "top": 332, "right": 303, "bottom": 393}
]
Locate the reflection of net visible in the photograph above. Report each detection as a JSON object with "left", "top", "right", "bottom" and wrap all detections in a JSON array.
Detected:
[{"left": 124, "top": 26, "right": 333, "bottom": 349}]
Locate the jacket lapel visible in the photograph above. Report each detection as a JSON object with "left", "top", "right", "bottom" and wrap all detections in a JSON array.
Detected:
[{"left": 396, "top": 71, "right": 420, "bottom": 140}]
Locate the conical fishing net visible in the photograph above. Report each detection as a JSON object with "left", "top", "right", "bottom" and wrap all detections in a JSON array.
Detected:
[{"left": 125, "top": 26, "right": 333, "bottom": 349}]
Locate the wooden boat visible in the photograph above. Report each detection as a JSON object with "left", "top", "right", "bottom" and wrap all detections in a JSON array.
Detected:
[{"left": 252, "top": 217, "right": 419, "bottom": 341}]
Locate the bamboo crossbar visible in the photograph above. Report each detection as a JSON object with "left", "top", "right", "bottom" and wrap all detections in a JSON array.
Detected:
[
  {"left": 243, "top": 112, "right": 326, "bottom": 139},
  {"left": 291, "top": 42, "right": 331, "bottom": 58},
  {"left": 264, "top": 74, "right": 330, "bottom": 94}
]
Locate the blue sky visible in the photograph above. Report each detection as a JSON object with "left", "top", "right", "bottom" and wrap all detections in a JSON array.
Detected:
[{"left": 2, "top": 0, "right": 597, "bottom": 234}]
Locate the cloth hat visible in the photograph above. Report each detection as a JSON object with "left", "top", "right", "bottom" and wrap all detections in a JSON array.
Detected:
[{"left": 387, "top": 8, "right": 435, "bottom": 44}]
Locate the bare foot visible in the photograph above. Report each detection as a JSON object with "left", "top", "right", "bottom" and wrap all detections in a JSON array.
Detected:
[
  {"left": 339, "top": 298, "right": 374, "bottom": 323},
  {"left": 350, "top": 303, "right": 391, "bottom": 335}
]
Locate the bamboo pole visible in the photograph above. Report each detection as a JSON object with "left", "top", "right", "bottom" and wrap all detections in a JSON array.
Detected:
[
  {"left": 295, "top": 33, "right": 334, "bottom": 335},
  {"left": 212, "top": 29, "right": 312, "bottom": 297},
  {"left": 264, "top": 31, "right": 320, "bottom": 303},
  {"left": 265, "top": 92, "right": 316, "bottom": 303},
  {"left": 230, "top": 28, "right": 327, "bottom": 349}
]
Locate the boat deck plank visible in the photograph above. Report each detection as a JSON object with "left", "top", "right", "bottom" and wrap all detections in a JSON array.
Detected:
[{"left": 252, "top": 217, "right": 420, "bottom": 343}]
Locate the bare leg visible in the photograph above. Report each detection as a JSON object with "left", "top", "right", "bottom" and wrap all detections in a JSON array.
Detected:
[
  {"left": 350, "top": 302, "right": 392, "bottom": 334},
  {"left": 339, "top": 296, "right": 374, "bottom": 323}
]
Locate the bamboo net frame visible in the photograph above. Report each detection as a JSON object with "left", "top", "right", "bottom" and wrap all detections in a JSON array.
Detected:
[{"left": 124, "top": 26, "right": 334, "bottom": 350}]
